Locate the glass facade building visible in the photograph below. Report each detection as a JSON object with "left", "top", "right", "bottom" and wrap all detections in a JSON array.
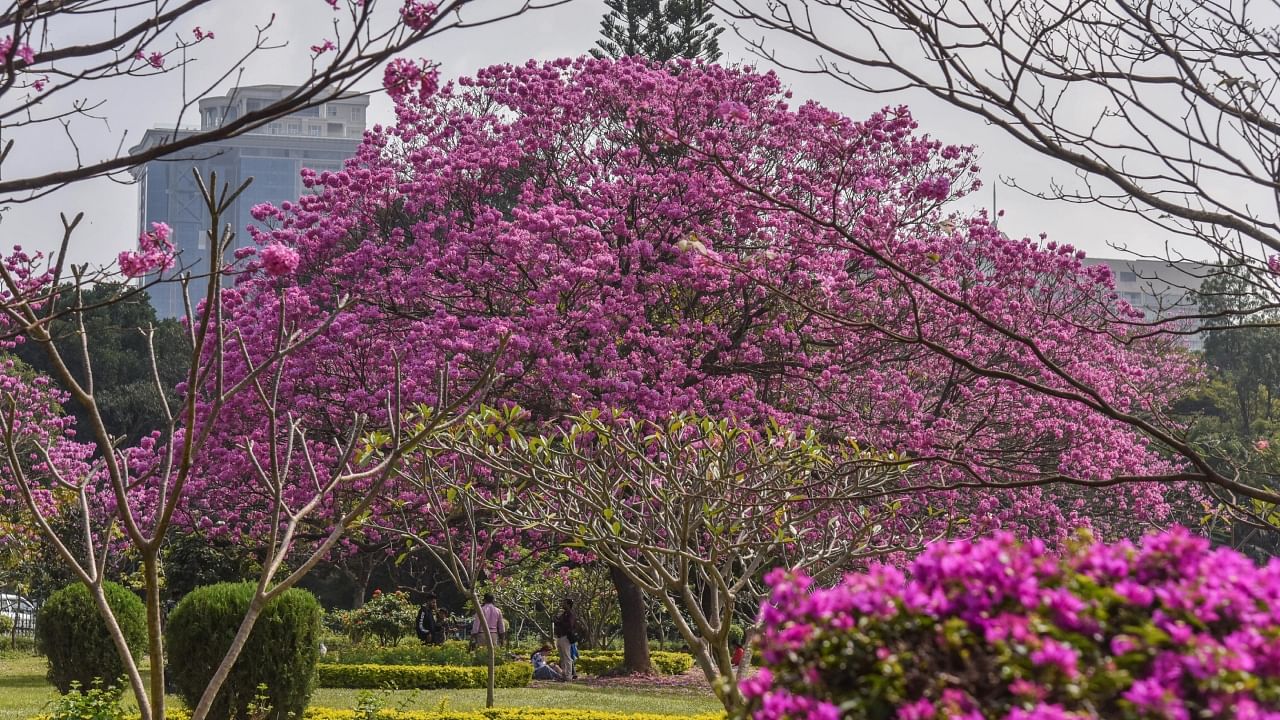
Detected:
[{"left": 130, "top": 86, "right": 368, "bottom": 318}]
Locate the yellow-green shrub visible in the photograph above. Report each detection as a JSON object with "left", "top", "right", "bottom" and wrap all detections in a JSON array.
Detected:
[
  {"left": 316, "top": 662, "right": 531, "bottom": 689},
  {"left": 550, "top": 651, "right": 693, "bottom": 675},
  {"left": 327, "top": 640, "right": 501, "bottom": 666}
]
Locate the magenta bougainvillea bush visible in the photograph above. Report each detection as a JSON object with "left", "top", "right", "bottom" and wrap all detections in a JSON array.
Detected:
[{"left": 743, "top": 528, "right": 1280, "bottom": 720}]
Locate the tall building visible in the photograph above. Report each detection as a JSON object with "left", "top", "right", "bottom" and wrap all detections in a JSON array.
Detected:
[
  {"left": 131, "top": 85, "right": 369, "bottom": 318},
  {"left": 1081, "top": 257, "right": 1209, "bottom": 351}
]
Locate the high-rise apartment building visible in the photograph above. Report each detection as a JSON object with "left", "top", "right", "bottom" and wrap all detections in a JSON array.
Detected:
[
  {"left": 1080, "top": 257, "right": 1208, "bottom": 351},
  {"left": 131, "top": 85, "right": 369, "bottom": 318}
]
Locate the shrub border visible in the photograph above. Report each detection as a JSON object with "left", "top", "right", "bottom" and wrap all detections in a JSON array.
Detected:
[
  {"left": 553, "top": 651, "right": 694, "bottom": 676},
  {"left": 317, "top": 662, "right": 532, "bottom": 689}
]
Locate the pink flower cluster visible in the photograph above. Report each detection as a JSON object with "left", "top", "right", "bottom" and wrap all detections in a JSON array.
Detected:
[
  {"left": 258, "top": 243, "right": 300, "bottom": 277},
  {"left": 744, "top": 529, "right": 1280, "bottom": 720},
  {"left": 1, "top": 245, "right": 56, "bottom": 315},
  {"left": 382, "top": 57, "right": 439, "bottom": 105},
  {"left": 1, "top": 36, "right": 34, "bottom": 66},
  {"left": 117, "top": 222, "right": 175, "bottom": 278},
  {"left": 133, "top": 49, "right": 164, "bottom": 68},
  {"left": 399, "top": 0, "right": 438, "bottom": 30}
]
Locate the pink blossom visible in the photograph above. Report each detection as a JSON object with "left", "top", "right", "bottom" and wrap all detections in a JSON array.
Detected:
[
  {"left": 259, "top": 243, "right": 300, "bottom": 277},
  {"left": 715, "top": 100, "right": 750, "bottom": 122},
  {"left": 2, "top": 36, "right": 34, "bottom": 66},
  {"left": 400, "top": 0, "right": 438, "bottom": 30},
  {"left": 117, "top": 222, "right": 176, "bottom": 278}
]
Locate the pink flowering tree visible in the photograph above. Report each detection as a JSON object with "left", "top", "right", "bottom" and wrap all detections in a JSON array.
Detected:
[
  {"left": 675, "top": 114, "right": 1276, "bottom": 519},
  {"left": 0, "top": 0, "right": 564, "bottom": 205},
  {"left": 0, "top": 171, "right": 496, "bottom": 720},
  {"left": 720, "top": 0, "right": 1280, "bottom": 528},
  {"left": 238, "top": 57, "right": 1198, "bottom": 671},
  {"left": 742, "top": 528, "right": 1280, "bottom": 720}
]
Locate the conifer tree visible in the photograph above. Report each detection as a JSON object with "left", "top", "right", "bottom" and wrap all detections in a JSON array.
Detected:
[{"left": 592, "top": 0, "right": 722, "bottom": 62}]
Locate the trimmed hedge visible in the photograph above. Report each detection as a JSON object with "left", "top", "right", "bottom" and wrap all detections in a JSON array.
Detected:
[
  {"left": 328, "top": 640, "right": 504, "bottom": 666},
  {"left": 36, "top": 581, "right": 147, "bottom": 694},
  {"left": 166, "top": 582, "right": 322, "bottom": 720},
  {"left": 550, "top": 651, "right": 694, "bottom": 676},
  {"left": 317, "top": 662, "right": 532, "bottom": 689}
]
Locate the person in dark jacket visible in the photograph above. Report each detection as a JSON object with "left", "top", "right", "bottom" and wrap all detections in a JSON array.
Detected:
[
  {"left": 552, "top": 598, "right": 579, "bottom": 681},
  {"left": 416, "top": 595, "right": 446, "bottom": 645}
]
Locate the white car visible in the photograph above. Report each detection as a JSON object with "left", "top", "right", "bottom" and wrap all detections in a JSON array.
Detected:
[{"left": 0, "top": 593, "right": 36, "bottom": 634}]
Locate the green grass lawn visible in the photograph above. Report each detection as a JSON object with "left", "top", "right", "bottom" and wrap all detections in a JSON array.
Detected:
[
  {"left": 312, "top": 685, "right": 720, "bottom": 715},
  {"left": 0, "top": 655, "right": 57, "bottom": 720},
  {"left": 0, "top": 655, "right": 721, "bottom": 719}
]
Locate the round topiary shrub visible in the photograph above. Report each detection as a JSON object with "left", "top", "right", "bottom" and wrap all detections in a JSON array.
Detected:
[
  {"left": 35, "top": 581, "right": 147, "bottom": 694},
  {"left": 742, "top": 528, "right": 1280, "bottom": 720},
  {"left": 166, "top": 582, "right": 321, "bottom": 720}
]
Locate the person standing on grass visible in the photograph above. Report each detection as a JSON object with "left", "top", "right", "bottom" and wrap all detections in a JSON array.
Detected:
[
  {"left": 416, "top": 594, "right": 446, "bottom": 645},
  {"left": 471, "top": 592, "right": 506, "bottom": 648},
  {"left": 435, "top": 603, "right": 451, "bottom": 642},
  {"left": 553, "top": 597, "right": 579, "bottom": 682}
]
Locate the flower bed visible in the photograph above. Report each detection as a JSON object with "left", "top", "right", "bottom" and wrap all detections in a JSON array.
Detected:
[
  {"left": 316, "top": 662, "right": 531, "bottom": 689},
  {"left": 743, "top": 528, "right": 1280, "bottom": 719}
]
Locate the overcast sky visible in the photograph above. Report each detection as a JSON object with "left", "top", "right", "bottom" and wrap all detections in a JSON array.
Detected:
[{"left": 1, "top": 0, "right": 1200, "bottom": 269}]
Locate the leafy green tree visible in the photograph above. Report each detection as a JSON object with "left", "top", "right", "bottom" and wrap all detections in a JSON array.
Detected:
[
  {"left": 486, "top": 554, "right": 620, "bottom": 649},
  {"left": 13, "top": 283, "right": 187, "bottom": 446},
  {"left": 1185, "top": 268, "right": 1280, "bottom": 557},
  {"left": 160, "top": 532, "right": 257, "bottom": 604},
  {"left": 592, "top": 0, "right": 722, "bottom": 62},
  {"left": 1199, "top": 270, "right": 1280, "bottom": 435}
]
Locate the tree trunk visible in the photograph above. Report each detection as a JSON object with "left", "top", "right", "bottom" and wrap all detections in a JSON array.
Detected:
[
  {"left": 342, "top": 554, "right": 377, "bottom": 609},
  {"left": 143, "top": 555, "right": 166, "bottom": 720},
  {"left": 610, "top": 565, "right": 652, "bottom": 674}
]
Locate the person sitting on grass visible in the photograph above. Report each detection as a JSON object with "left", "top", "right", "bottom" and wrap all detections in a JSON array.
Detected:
[{"left": 531, "top": 643, "right": 563, "bottom": 681}]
